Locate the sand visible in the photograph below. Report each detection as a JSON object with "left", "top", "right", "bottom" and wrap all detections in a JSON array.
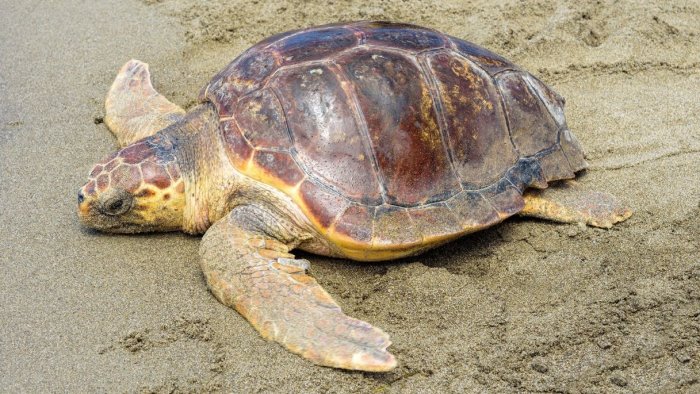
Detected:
[{"left": 1, "top": 0, "right": 698, "bottom": 392}]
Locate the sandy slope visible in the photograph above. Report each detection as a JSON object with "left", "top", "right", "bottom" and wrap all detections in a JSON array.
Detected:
[{"left": 1, "top": 0, "right": 698, "bottom": 392}]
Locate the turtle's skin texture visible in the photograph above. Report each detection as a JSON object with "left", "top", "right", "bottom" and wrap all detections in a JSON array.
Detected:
[{"left": 78, "top": 21, "right": 632, "bottom": 372}]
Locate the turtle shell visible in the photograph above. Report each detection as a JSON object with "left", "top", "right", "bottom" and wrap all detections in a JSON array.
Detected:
[{"left": 200, "top": 21, "right": 587, "bottom": 259}]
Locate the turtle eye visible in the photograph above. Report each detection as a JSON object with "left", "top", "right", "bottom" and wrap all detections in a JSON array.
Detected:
[
  {"left": 108, "top": 199, "right": 124, "bottom": 211},
  {"left": 101, "top": 193, "right": 132, "bottom": 216}
]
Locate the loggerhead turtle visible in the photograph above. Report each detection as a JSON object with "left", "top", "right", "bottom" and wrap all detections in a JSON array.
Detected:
[{"left": 78, "top": 21, "right": 632, "bottom": 372}]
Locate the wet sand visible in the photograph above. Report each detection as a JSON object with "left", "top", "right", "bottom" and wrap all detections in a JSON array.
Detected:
[{"left": 1, "top": 0, "right": 698, "bottom": 392}]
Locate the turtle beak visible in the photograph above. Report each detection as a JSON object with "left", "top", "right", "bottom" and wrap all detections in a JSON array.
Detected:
[{"left": 77, "top": 186, "right": 94, "bottom": 223}]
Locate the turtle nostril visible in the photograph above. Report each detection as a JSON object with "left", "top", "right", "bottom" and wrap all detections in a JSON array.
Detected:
[{"left": 78, "top": 191, "right": 85, "bottom": 204}]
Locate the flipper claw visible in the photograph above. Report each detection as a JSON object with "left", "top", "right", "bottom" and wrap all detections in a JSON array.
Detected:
[{"left": 277, "top": 257, "right": 310, "bottom": 272}]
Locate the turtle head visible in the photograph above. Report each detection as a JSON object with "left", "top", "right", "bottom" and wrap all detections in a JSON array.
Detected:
[{"left": 78, "top": 134, "right": 186, "bottom": 233}]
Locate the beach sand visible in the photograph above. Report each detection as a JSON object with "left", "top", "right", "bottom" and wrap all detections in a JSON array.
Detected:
[{"left": 1, "top": 0, "right": 698, "bottom": 391}]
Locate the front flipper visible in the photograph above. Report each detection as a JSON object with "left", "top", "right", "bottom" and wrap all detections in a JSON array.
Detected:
[
  {"left": 520, "top": 180, "right": 632, "bottom": 228},
  {"left": 199, "top": 206, "right": 396, "bottom": 371},
  {"left": 104, "top": 59, "right": 185, "bottom": 147}
]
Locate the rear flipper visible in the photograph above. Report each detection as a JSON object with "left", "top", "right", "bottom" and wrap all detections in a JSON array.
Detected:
[{"left": 520, "top": 180, "right": 632, "bottom": 228}]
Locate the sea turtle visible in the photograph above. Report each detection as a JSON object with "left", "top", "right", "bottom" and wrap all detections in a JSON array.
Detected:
[{"left": 78, "top": 21, "right": 632, "bottom": 372}]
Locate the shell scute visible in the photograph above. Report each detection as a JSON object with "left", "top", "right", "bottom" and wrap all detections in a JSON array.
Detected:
[
  {"left": 426, "top": 50, "right": 518, "bottom": 189},
  {"left": 272, "top": 64, "right": 382, "bottom": 204},
  {"left": 298, "top": 180, "right": 348, "bottom": 229},
  {"left": 559, "top": 129, "right": 587, "bottom": 172},
  {"left": 505, "top": 158, "right": 548, "bottom": 192},
  {"left": 354, "top": 21, "right": 447, "bottom": 51},
  {"left": 339, "top": 48, "right": 459, "bottom": 206},
  {"left": 538, "top": 146, "right": 575, "bottom": 181},
  {"left": 496, "top": 71, "right": 559, "bottom": 157},
  {"left": 204, "top": 48, "right": 278, "bottom": 116},
  {"left": 481, "top": 179, "right": 525, "bottom": 218},
  {"left": 220, "top": 119, "right": 254, "bottom": 169},
  {"left": 252, "top": 150, "right": 304, "bottom": 187},
  {"left": 275, "top": 26, "right": 358, "bottom": 65},
  {"left": 333, "top": 204, "right": 375, "bottom": 244},
  {"left": 408, "top": 203, "right": 462, "bottom": 241},
  {"left": 449, "top": 36, "right": 518, "bottom": 75},
  {"left": 523, "top": 74, "right": 566, "bottom": 126},
  {"left": 234, "top": 89, "right": 291, "bottom": 150},
  {"left": 445, "top": 191, "right": 499, "bottom": 231},
  {"left": 372, "top": 205, "right": 421, "bottom": 246}
]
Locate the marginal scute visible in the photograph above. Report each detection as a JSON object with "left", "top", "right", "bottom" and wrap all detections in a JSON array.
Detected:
[
  {"left": 481, "top": 179, "right": 525, "bottom": 218},
  {"left": 408, "top": 203, "right": 462, "bottom": 241},
  {"left": 373, "top": 205, "right": 421, "bottom": 246},
  {"left": 559, "top": 129, "right": 588, "bottom": 172},
  {"left": 234, "top": 89, "right": 291, "bottom": 150},
  {"left": 204, "top": 48, "right": 278, "bottom": 117},
  {"left": 334, "top": 204, "right": 375, "bottom": 244},
  {"left": 253, "top": 150, "right": 304, "bottom": 187},
  {"left": 220, "top": 119, "right": 254, "bottom": 169},
  {"left": 255, "top": 27, "right": 307, "bottom": 48},
  {"left": 339, "top": 48, "right": 459, "bottom": 206},
  {"left": 505, "top": 158, "right": 548, "bottom": 192},
  {"left": 426, "top": 51, "right": 518, "bottom": 188},
  {"left": 449, "top": 36, "right": 518, "bottom": 75},
  {"left": 273, "top": 64, "right": 382, "bottom": 204},
  {"left": 523, "top": 74, "right": 566, "bottom": 127},
  {"left": 538, "top": 146, "right": 575, "bottom": 181},
  {"left": 355, "top": 21, "right": 447, "bottom": 51},
  {"left": 299, "top": 180, "right": 349, "bottom": 229},
  {"left": 445, "top": 191, "right": 499, "bottom": 231},
  {"left": 254, "top": 22, "right": 353, "bottom": 49},
  {"left": 275, "top": 26, "right": 358, "bottom": 65},
  {"left": 496, "top": 71, "right": 559, "bottom": 156}
]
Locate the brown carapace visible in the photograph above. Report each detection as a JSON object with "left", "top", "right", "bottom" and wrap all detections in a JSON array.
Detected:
[
  {"left": 79, "top": 21, "right": 632, "bottom": 373},
  {"left": 202, "top": 21, "right": 588, "bottom": 260}
]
